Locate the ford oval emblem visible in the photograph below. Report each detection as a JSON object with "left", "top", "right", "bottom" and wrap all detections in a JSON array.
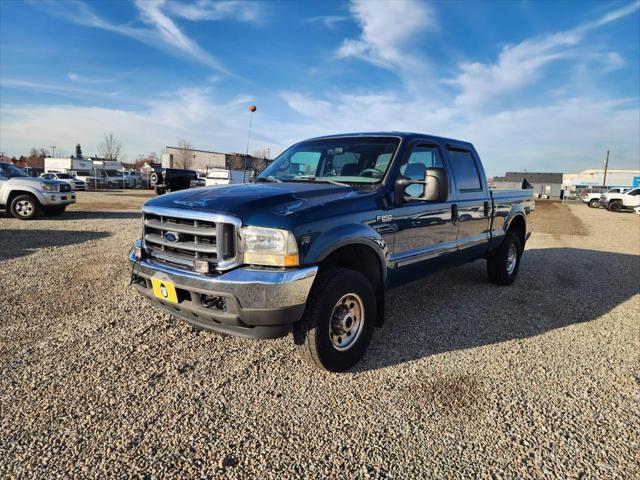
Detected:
[{"left": 163, "top": 231, "right": 181, "bottom": 243}]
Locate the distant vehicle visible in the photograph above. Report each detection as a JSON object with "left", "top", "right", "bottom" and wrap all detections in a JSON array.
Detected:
[
  {"left": 190, "top": 177, "right": 206, "bottom": 188},
  {"left": 600, "top": 187, "right": 639, "bottom": 212},
  {"left": 122, "top": 171, "right": 141, "bottom": 187},
  {"left": 583, "top": 187, "right": 629, "bottom": 208},
  {"left": 0, "top": 162, "right": 75, "bottom": 219},
  {"left": 609, "top": 187, "right": 640, "bottom": 212},
  {"left": 204, "top": 168, "right": 245, "bottom": 186},
  {"left": 150, "top": 168, "right": 198, "bottom": 195},
  {"left": 76, "top": 170, "right": 134, "bottom": 189},
  {"left": 41, "top": 172, "right": 87, "bottom": 191}
]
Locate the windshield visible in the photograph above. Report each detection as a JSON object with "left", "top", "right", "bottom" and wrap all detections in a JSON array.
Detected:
[
  {"left": 0, "top": 163, "right": 28, "bottom": 178},
  {"left": 258, "top": 137, "right": 399, "bottom": 184},
  {"left": 57, "top": 173, "right": 72, "bottom": 179}
]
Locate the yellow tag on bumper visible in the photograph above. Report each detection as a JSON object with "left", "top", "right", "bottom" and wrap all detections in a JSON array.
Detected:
[{"left": 151, "top": 278, "right": 178, "bottom": 303}]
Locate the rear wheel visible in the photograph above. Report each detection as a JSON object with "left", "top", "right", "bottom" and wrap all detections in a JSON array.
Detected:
[
  {"left": 10, "top": 194, "right": 40, "bottom": 220},
  {"left": 293, "top": 267, "right": 376, "bottom": 372},
  {"left": 608, "top": 201, "right": 622, "bottom": 212},
  {"left": 155, "top": 187, "right": 166, "bottom": 195},
  {"left": 588, "top": 199, "right": 599, "bottom": 208},
  {"left": 487, "top": 231, "right": 522, "bottom": 285}
]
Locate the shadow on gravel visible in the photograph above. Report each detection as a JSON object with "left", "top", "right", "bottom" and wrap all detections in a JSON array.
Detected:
[
  {"left": 357, "top": 247, "right": 640, "bottom": 371},
  {"left": 0, "top": 211, "right": 140, "bottom": 220},
  {"left": 53, "top": 211, "right": 141, "bottom": 220},
  {"left": 0, "top": 230, "right": 110, "bottom": 261}
]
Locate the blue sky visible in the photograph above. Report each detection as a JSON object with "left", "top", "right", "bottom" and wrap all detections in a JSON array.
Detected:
[{"left": 0, "top": 0, "right": 638, "bottom": 175}]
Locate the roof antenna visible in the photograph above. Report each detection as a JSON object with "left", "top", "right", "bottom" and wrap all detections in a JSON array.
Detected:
[{"left": 243, "top": 105, "right": 257, "bottom": 183}]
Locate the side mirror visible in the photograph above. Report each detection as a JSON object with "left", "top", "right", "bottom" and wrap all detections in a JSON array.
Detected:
[{"left": 395, "top": 167, "right": 448, "bottom": 205}]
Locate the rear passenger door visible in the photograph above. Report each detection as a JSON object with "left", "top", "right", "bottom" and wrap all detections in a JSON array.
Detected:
[{"left": 446, "top": 147, "right": 491, "bottom": 260}]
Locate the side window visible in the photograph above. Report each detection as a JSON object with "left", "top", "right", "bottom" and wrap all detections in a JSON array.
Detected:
[
  {"left": 400, "top": 145, "right": 443, "bottom": 198},
  {"left": 628, "top": 189, "right": 640, "bottom": 196},
  {"left": 447, "top": 148, "right": 482, "bottom": 191}
]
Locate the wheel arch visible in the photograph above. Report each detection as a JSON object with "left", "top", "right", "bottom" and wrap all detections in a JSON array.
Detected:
[{"left": 316, "top": 240, "right": 387, "bottom": 327}]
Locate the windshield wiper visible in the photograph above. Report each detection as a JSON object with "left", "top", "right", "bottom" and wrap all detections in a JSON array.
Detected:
[
  {"left": 253, "top": 176, "right": 282, "bottom": 183},
  {"left": 289, "top": 177, "right": 350, "bottom": 187}
]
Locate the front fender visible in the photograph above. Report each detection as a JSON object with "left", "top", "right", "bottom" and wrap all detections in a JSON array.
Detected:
[{"left": 301, "top": 223, "right": 389, "bottom": 281}]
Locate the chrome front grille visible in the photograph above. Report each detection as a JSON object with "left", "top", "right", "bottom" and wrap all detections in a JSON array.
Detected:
[{"left": 142, "top": 207, "right": 241, "bottom": 272}]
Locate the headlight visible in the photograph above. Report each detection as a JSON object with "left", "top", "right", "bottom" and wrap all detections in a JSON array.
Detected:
[
  {"left": 240, "top": 226, "right": 299, "bottom": 267},
  {"left": 40, "top": 182, "right": 58, "bottom": 192}
]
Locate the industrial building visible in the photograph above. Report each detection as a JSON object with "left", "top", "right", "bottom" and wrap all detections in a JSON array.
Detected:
[
  {"left": 161, "top": 146, "right": 269, "bottom": 173},
  {"left": 562, "top": 169, "right": 640, "bottom": 189},
  {"left": 492, "top": 172, "right": 564, "bottom": 198}
]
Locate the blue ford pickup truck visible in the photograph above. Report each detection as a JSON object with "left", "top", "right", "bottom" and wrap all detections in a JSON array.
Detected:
[{"left": 129, "top": 133, "right": 534, "bottom": 371}]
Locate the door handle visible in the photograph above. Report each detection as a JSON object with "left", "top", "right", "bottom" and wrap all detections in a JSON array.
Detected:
[
  {"left": 484, "top": 201, "right": 490, "bottom": 217},
  {"left": 452, "top": 204, "right": 458, "bottom": 222}
]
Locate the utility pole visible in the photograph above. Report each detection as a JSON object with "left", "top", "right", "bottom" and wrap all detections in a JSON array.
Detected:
[
  {"left": 50, "top": 145, "right": 56, "bottom": 158},
  {"left": 602, "top": 150, "right": 610, "bottom": 187},
  {"left": 243, "top": 105, "right": 257, "bottom": 182}
]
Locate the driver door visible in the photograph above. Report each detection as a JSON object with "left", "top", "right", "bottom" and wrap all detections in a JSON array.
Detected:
[{"left": 390, "top": 143, "right": 458, "bottom": 284}]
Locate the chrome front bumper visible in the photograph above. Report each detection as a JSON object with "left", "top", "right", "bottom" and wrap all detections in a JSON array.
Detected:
[{"left": 129, "top": 240, "right": 317, "bottom": 338}]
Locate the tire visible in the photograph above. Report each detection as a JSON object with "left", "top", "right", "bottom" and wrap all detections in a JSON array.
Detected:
[
  {"left": 155, "top": 187, "right": 166, "bottom": 195},
  {"left": 608, "top": 201, "right": 622, "bottom": 212},
  {"left": 293, "top": 267, "right": 376, "bottom": 372},
  {"left": 43, "top": 205, "right": 66, "bottom": 216},
  {"left": 487, "top": 231, "right": 522, "bottom": 285},
  {"left": 588, "top": 199, "right": 599, "bottom": 208},
  {"left": 150, "top": 173, "right": 159, "bottom": 185},
  {"left": 107, "top": 182, "right": 114, "bottom": 189},
  {"left": 10, "top": 194, "right": 40, "bottom": 220}
]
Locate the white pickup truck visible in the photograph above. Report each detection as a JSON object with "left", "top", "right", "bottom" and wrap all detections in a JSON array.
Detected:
[
  {"left": 0, "top": 162, "right": 76, "bottom": 219},
  {"left": 583, "top": 187, "right": 628, "bottom": 208},
  {"left": 600, "top": 187, "right": 640, "bottom": 212}
]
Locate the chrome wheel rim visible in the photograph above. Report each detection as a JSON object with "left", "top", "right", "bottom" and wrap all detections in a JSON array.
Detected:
[
  {"left": 329, "top": 293, "right": 364, "bottom": 351},
  {"left": 16, "top": 200, "right": 34, "bottom": 217},
  {"left": 506, "top": 244, "right": 517, "bottom": 275}
]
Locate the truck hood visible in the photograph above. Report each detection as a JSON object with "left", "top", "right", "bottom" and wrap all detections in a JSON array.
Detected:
[
  {"left": 144, "top": 182, "right": 365, "bottom": 224},
  {"left": 6, "top": 177, "right": 65, "bottom": 188}
]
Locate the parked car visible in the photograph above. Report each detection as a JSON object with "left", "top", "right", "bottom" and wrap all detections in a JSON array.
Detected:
[
  {"left": 41, "top": 172, "right": 87, "bottom": 191},
  {"left": 1, "top": 162, "right": 76, "bottom": 219},
  {"left": 129, "top": 132, "right": 534, "bottom": 371},
  {"left": 190, "top": 177, "right": 206, "bottom": 188},
  {"left": 122, "top": 171, "right": 141, "bottom": 187},
  {"left": 150, "top": 168, "right": 198, "bottom": 195},
  {"left": 599, "top": 187, "right": 639, "bottom": 211},
  {"left": 582, "top": 187, "right": 629, "bottom": 208},
  {"left": 606, "top": 187, "right": 640, "bottom": 212},
  {"left": 76, "top": 171, "right": 134, "bottom": 189}
]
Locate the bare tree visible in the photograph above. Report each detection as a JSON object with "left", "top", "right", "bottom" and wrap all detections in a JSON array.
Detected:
[
  {"left": 98, "top": 132, "right": 124, "bottom": 161},
  {"left": 174, "top": 139, "right": 194, "bottom": 169},
  {"left": 252, "top": 148, "right": 268, "bottom": 159}
]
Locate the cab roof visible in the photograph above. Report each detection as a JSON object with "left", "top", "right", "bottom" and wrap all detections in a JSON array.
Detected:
[{"left": 306, "top": 131, "right": 474, "bottom": 148}]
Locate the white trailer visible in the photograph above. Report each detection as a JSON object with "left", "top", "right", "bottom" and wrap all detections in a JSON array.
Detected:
[{"left": 44, "top": 157, "right": 94, "bottom": 176}]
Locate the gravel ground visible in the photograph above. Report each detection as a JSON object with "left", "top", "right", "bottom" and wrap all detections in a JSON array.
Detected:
[{"left": 1, "top": 193, "right": 638, "bottom": 478}]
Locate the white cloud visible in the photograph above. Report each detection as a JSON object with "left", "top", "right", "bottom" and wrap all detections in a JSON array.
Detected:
[
  {"left": 336, "top": 0, "right": 434, "bottom": 74},
  {"left": 166, "top": 0, "right": 264, "bottom": 23},
  {"left": 277, "top": 90, "right": 640, "bottom": 174},
  {"left": 29, "top": 0, "right": 230, "bottom": 73},
  {"left": 307, "top": 15, "right": 350, "bottom": 29},
  {"left": 447, "top": 1, "right": 640, "bottom": 109}
]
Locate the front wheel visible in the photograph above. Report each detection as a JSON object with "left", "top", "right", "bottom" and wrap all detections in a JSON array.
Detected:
[
  {"left": 588, "top": 199, "right": 600, "bottom": 208},
  {"left": 10, "top": 194, "right": 40, "bottom": 220},
  {"left": 608, "top": 201, "right": 622, "bottom": 212},
  {"left": 487, "top": 231, "right": 522, "bottom": 285},
  {"left": 293, "top": 267, "right": 376, "bottom": 372}
]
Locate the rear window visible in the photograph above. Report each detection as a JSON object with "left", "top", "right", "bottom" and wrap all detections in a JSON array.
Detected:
[{"left": 447, "top": 148, "right": 482, "bottom": 191}]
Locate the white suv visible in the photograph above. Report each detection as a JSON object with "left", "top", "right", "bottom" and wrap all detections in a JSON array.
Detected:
[
  {"left": 41, "top": 172, "right": 87, "bottom": 191},
  {"left": 601, "top": 187, "right": 640, "bottom": 212},
  {"left": 583, "top": 187, "right": 628, "bottom": 208}
]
